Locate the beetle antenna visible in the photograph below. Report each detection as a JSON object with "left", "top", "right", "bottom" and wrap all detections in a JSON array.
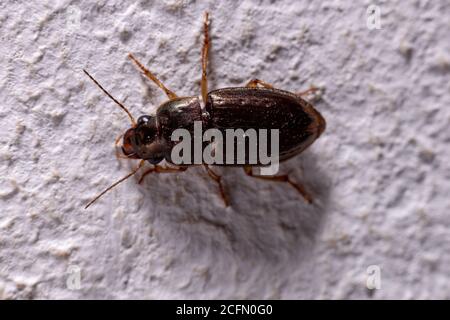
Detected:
[
  {"left": 85, "top": 160, "right": 145, "bottom": 209},
  {"left": 83, "top": 69, "right": 136, "bottom": 126}
]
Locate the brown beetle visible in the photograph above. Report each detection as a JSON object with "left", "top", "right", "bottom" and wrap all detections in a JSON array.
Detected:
[{"left": 83, "top": 12, "right": 326, "bottom": 208}]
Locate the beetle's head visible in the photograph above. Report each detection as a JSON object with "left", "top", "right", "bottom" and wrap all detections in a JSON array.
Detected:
[
  {"left": 122, "top": 115, "right": 165, "bottom": 164},
  {"left": 83, "top": 69, "right": 170, "bottom": 209}
]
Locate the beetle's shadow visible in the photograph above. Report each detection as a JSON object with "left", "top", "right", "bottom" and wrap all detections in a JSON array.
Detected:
[
  {"left": 140, "top": 150, "right": 331, "bottom": 266},
  {"left": 222, "top": 150, "right": 331, "bottom": 263}
]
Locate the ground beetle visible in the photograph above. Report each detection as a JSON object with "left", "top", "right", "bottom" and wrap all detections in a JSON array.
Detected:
[{"left": 83, "top": 12, "right": 326, "bottom": 208}]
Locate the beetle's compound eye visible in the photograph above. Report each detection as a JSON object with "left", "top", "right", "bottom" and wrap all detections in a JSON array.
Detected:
[
  {"left": 137, "top": 115, "right": 153, "bottom": 126},
  {"left": 122, "top": 128, "right": 136, "bottom": 156},
  {"left": 135, "top": 125, "right": 157, "bottom": 145},
  {"left": 135, "top": 115, "right": 158, "bottom": 145}
]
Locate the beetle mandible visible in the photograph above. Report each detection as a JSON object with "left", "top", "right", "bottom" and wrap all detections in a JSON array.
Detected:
[{"left": 83, "top": 12, "right": 326, "bottom": 208}]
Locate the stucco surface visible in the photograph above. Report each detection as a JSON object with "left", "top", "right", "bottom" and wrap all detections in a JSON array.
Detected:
[{"left": 1, "top": 0, "right": 449, "bottom": 299}]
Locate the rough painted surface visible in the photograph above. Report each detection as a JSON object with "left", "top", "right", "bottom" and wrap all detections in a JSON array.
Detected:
[{"left": 1, "top": 0, "right": 449, "bottom": 299}]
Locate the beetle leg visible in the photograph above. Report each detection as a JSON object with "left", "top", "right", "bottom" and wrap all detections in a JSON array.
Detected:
[
  {"left": 297, "top": 86, "right": 320, "bottom": 97},
  {"left": 245, "top": 79, "right": 274, "bottom": 89},
  {"left": 243, "top": 166, "right": 313, "bottom": 203},
  {"left": 138, "top": 165, "right": 188, "bottom": 184},
  {"left": 128, "top": 53, "right": 178, "bottom": 100},
  {"left": 201, "top": 11, "right": 210, "bottom": 104},
  {"left": 204, "top": 165, "right": 229, "bottom": 207}
]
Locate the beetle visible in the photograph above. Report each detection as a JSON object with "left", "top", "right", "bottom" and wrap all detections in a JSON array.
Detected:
[{"left": 83, "top": 12, "right": 326, "bottom": 209}]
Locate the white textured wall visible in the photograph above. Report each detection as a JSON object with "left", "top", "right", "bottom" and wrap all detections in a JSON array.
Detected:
[{"left": 1, "top": 0, "right": 449, "bottom": 299}]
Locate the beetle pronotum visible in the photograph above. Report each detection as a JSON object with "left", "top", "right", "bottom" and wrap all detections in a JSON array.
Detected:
[{"left": 83, "top": 12, "right": 326, "bottom": 208}]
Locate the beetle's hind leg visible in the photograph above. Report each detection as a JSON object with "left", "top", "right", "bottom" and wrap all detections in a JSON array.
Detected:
[
  {"left": 245, "top": 79, "right": 274, "bottom": 89},
  {"left": 128, "top": 53, "right": 178, "bottom": 100},
  {"left": 297, "top": 86, "right": 324, "bottom": 103},
  {"left": 201, "top": 11, "right": 210, "bottom": 104},
  {"left": 297, "top": 86, "right": 319, "bottom": 97},
  {"left": 204, "top": 165, "right": 229, "bottom": 207},
  {"left": 243, "top": 166, "right": 313, "bottom": 203}
]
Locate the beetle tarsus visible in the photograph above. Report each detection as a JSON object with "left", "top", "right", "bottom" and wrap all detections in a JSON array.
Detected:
[
  {"left": 245, "top": 78, "right": 274, "bottom": 89},
  {"left": 297, "top": 86, "right": 324, "bottom": 103},
  {"left": 204, "top": 165, "right": 229, "bottom": 207},
  {"left": 297, "top": 86, "right": 320, "bottom": 97},
  {"left": 243, "top": 166, "right": 313, "bottom": 204}
]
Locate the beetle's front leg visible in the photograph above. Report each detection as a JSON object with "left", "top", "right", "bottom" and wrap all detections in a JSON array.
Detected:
[
  {"left": 243, "top": 166, "right": 313, "bottom": 203},
  {"left": 138, "top": 164, "right": 188, "bottom": 184},
  {"left": 245, "top": 79, "right": 274, "bottom": 89}
]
